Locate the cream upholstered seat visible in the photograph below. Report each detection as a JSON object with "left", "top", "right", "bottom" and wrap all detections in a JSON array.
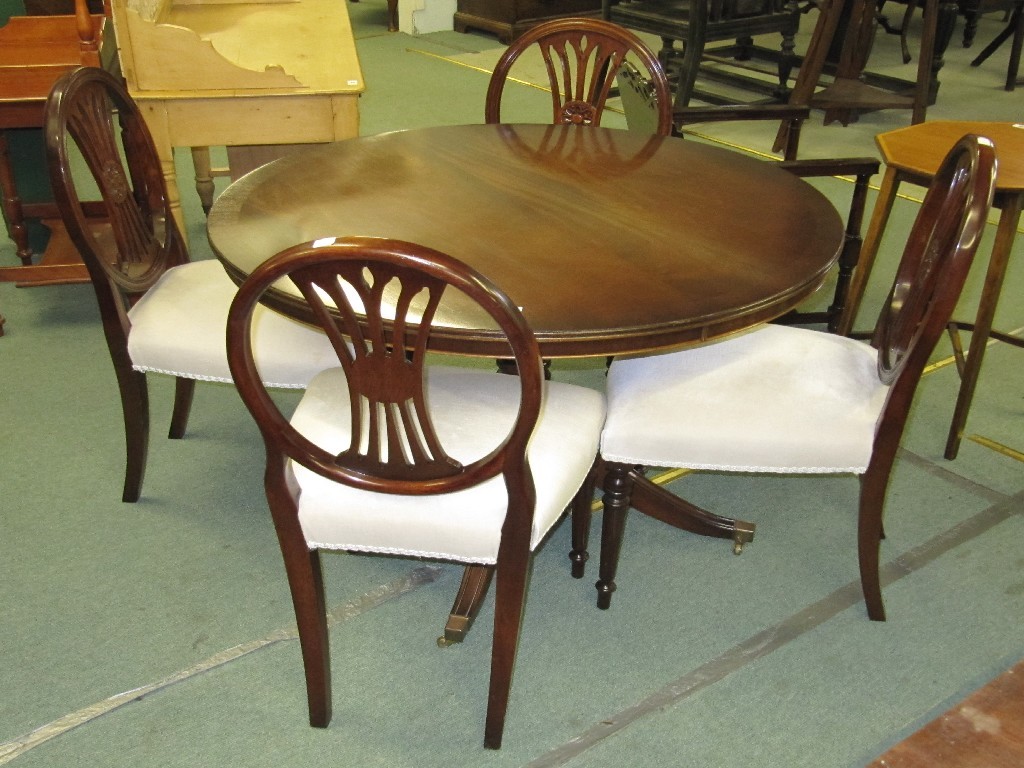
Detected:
[
  {"left": 45, "top": 66, "right": 335, "bottom": 502},
  {"left": 601, "top": 324, "right": 889, "bottom": 474},
  {"left": 575, "top": 134, "right": 997, "bottom": 621},
  {"left": 226, "top": 237, "right": 605, "bottom": 749},
  {"left": 126, "top": 258, "right": 333, "bottom": 387},
  {"left": 293, "top": 365, "right": 604, "bottom": 563}
]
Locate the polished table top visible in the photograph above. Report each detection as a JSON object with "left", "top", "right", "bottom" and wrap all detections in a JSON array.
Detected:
[{"left": 208, "top": 123, "right": 844, "bottom": 358}]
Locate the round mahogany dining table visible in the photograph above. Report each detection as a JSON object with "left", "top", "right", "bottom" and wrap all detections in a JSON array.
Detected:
[
  {"left": 208, "top": 123, "right": 844, "bottom": 360},
  {"left": 208, "top": 122, "right": 846, "bottom": 643}
]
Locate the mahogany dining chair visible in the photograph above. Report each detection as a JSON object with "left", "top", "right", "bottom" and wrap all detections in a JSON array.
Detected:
[
  {"left": 574, "top": 134, "right": 996, "bottom": 621},
  {"left": 225, "top": 237, "right": 606, "bottom": 749},
  {"left": 44, "top": 66, "right": 336, "bottom": 502},
  {"left": 969, "top": 0, "right": 1024, "bottom": 90}
]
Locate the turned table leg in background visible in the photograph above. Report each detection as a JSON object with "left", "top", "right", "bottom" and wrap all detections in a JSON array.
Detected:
[
  {"left": 0, "top": 132, "right": 33, "bottom": 266},
  {"left": 837, "top": 165, "right": 902, "bottom": 337}
]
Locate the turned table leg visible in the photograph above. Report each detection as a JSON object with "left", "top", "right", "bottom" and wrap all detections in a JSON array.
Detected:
[{"left": 0, "top": 132, "right": 33, "bottom": 266}]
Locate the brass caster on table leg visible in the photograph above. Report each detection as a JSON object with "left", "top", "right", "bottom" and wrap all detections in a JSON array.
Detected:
[
  {"left": 732, "top": 521, "right": 756, "bottom": 555},
  {"left": 437, "top": 615, "right": 470, "bottom": 648}
]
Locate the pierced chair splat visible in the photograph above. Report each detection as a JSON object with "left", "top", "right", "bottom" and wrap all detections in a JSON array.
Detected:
[
  {"left": 485, "top": 17, "right": 675, "bottom": 136},
  {"left": 573, "top": 134, "right": 996, "bottom": 620},
  {"left": 44, "top": 66, "right": 337, "bottom": 502},
  {"left": 225, "top": 237, "right": 606, "bottom": 749}
]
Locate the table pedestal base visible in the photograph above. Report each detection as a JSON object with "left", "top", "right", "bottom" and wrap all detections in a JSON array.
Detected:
[
  {"left": 593, "top": 463, "right": 756, "bottom": 609},
  {"left": 438, "top": 465, "right": 756, "bottom": 645},
  {"left": 628, "top": 468, "right": 757, "bottom": 554}
]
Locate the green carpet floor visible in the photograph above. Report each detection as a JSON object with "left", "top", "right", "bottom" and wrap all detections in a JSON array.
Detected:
[{"left": 1, "top": 4, "right": 1022, "bottom": 766}]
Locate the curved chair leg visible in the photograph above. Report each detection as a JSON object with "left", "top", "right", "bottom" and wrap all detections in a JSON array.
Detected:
[
  {"left": 857, "top": 472, "right": 887, "bottom": 622},
  {"left": 168, "top": 376, "right": 196, "bottom": 439},
  {"left": 596, "top": 462, "right": 636, "bottom": 609},
  {"left": 569, "top": 457, "right": 601, "bottom": 579},
  {"left": 266, "top": 455, "right": 333, "bottom": 727},
  {"left": 485, "top": 546, "right": 530, "bottom": 750},
  {"left": 115, "top": 367, "right": 150, "bottom": 503},
  {"left": 284, "top": 544, "right": 333, "bottom": 727}
]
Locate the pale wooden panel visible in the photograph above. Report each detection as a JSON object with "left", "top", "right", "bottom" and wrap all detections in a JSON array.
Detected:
[{"left": 112, "top": 0, "right": 364, "bottom": 93}]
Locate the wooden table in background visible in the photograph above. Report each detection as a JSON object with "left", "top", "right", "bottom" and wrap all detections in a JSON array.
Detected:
[
  {"left": 0, "top": 0, "right": 108, "bottom": 287},
  {"left": 109, "top": 0, "right": 365, "bottom": 237}
]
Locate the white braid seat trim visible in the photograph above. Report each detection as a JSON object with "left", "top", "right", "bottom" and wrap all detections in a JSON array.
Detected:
[
  {"left": 601, "top": 324, "right": 890, "bottom": 475},
  {"left": 127, "top": 260, "right": 337, "bottom": 389},
  {"left": 305, "top": 542, "right": 496, "bottom": 566},
  {"left": 292, "top": 366, "right": 607, "bottom": 564}
]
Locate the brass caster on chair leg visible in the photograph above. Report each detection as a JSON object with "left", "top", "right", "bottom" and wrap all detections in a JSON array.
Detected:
[
  {"left": 437, "top": 615, "right": 470, "bottom": 648},
  {"left": 732, "top": 521, "right": 756, "bottom": 555}
]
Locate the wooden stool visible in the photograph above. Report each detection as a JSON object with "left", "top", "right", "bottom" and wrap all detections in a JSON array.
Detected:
[{"left": 838, "top": 121, "right": 1024, "bottom": 459}]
